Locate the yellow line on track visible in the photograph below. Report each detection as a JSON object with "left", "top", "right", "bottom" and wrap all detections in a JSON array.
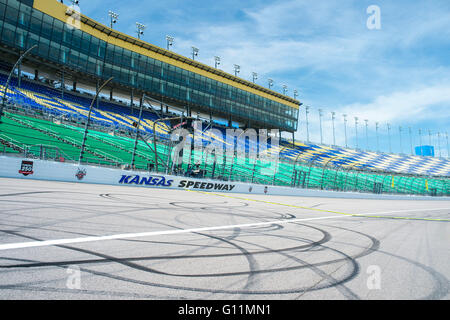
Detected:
[{"left": 187, "top": 190, "right": 450, "bottom": 222}]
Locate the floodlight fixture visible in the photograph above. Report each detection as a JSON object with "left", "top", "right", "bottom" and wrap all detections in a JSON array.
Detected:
[
  {"left": 252, "top": 72, "right": 258, "bottom": 83},
  {"left": 108, "top": 11, "right": 119, "bottom": 29},
  {"left": 192, "top": 46, "right": 199, "bottom": 60},
  {"left": 136, "top": 22, "right": 146, "bottom": 39},
  {"left": 214, "top": 56, "right": 221, "bottom": 68},
  {"left": 166, "top": 35, "right": 174, "bottom": 50},
  {"left": 234, "top": 64, "right": 240, "bottom": 76}
]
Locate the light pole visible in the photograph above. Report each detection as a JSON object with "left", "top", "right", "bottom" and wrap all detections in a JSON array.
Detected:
[
  {"left": 331, "top": 112, "right": 336, "bottom": 146},
  {"left": 108, "top": 11, "right": 119, "bottom": 29},
  {"left": 418, "top": 129, "right": 422, "bottom": 147},
  {"left": 375, "top": 122, "right": 379, "bottom": 152},
  {"left": 214, "top": 56, "right": 220, "bottom": 69},
  {"left": 446, "top": 132, "right": 449, "bottom": 158},
  {"left": 318, "top": 109, "right": 323, "bottom": 144},
  {"left": 305, "top": 106, "right": 310, "bottom": 143},
  {"left": 437, "top": 132, "right": 442, "bottom": 158},
  {"left": 191, "top": 47, "right": 199, "bottom": 60},
  {"left": 0, "top": 44, "right": 37, "bottom": 123},
  {"left": 252, "top": 72, "right": 258, "bottom": 84},
  {"left": 233, "top": 64, "right": 240, "bottom": 77},
  {"left": 364, "top": 119, "right": 369, "bottom": 151},
  {"left": 166, "top": 35, "right": 174, "bottom": 51},
  {"left": 387, "top": 123, "right": 392, "bottom": 153},
  {"left": 294, "top": 90, "right": 298, "bottom": 100},
  {"left": 268, "top": 79, "right": 274, "bottom": 90},
  {"left": 428, "top": 129, "right": 432, "bottom": 146},
  {"left": 354, "top": 117, "right": 359, "bottom": 149},
  {"left": 343, "top": 114, "right": 348, "bottom": 148},
  {"left": 136, "top": 22, "right": 146, "bottom": 39},
  {"left": 79, "top": 77, "right": 114, "bottom": 164},
  {"left": 399, "top": 126, "right": 403, "bottom": 154},
  {"left": 408, "top": 127, "right": 413, "bottom": 155}
]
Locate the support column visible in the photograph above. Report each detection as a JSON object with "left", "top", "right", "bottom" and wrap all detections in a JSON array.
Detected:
[
  {"left": 61, "top": 69, "right": 65, "bottom": 99},
  {"left": 17, "top": 58, "right": 22, "bottom": 88},
  {"left": 110, "top": 88, "right": 113, "bottom": 101},
  {"left": 34, "top": 69, "right": 38, "bottom": 80},
  {"left": 130, "top": 88, "right": 134, "bottom": 114},
  {"left": 96, "top": 80, "right": 99, "bottom": 110}
]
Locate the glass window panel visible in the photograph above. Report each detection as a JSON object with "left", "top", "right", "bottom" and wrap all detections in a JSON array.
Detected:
[
  {"left": 51, "top": 26, "right": 63, "bottom": 42},
  {"left": 41, "top": 21, "right": 53, "bottom": 38},
  {"left": 113, "top": 47, "right": 123, "bottom": 65},
  {"left": 105, "top": 44, "right": 114, "bottom": 63},
  {"left": 97, "top": 40, "right": 106, "bottom": 58},
  {"left": 48, "top": 41, "right": 60, "bottom": 61},
  {"left": 68, "top": 49, "right": 79, "bottom": 67},
  {"left": 78, "top": 52, "right": 88, "bottom": 70},
  {"left": 102, "top": 63, "right": 112, "bottom": 78},
  {"left": 17, "top": 10, "right": 30, "bottom": 28},
  {"left": 37, "top": 36, "right": 50, "bottom": 58},
  {"left": 26, "top": 31, "right": 39, "bottom": 48},
  {"left": 89, "top": 37, "right": 99, "bottom": 57},
  {"left": 62, "top": 26, "right": 72, "bottom": 45},
  {"left": 0, "top": 3, "right": 5, "bottom": 22},
  {"left": 30, "top": 7, "right": 42, "bottom": 20},
  {"left": 71, "top": 28, "right": 81, "bottom": 47},
  {"left": 80, "top": 32, "right": 91, "bottom": 54},
  {"left": 42, "top": 13, "right": 53, "bottom": 25},
  {"left": 60, "top": 45, "right": 70, "bottom": 63},
  {"left": 5, "top": 6, "right": 18, "bottom": 24},
  {"left": 122, "top": 50, "right": 131, "bottom": 67},
  {"left": 7, "top": 0, "right": 21, "bottom": 10},
  {"left": 15, "top": 26, "right": 27, "bottom": 48},
  {"left": 1, "top": 21, "right": 15, "bottom": 45}
]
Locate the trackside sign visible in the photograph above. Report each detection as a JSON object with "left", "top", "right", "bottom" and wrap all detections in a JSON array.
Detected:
[
  {"left": 118, "top": 175, "right": 236, "bottom": 191},
  {"left": 1, "top": 157, "right": 445, "bottom": 200},
  {"left": 178, "top": 180, "right": 236, "bottom": 191},
  {"left": 119, "top": 175, "right": 174, "bottom": 187}
]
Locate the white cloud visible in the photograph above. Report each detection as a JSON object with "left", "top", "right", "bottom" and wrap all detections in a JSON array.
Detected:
[{"left": 341, "top": 84, "right": 450, "bottom": 124}]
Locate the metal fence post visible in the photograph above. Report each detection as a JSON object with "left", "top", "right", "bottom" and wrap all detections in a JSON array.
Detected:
[{"left": 131, "top": 96, "right": 144, "bottom": 168}]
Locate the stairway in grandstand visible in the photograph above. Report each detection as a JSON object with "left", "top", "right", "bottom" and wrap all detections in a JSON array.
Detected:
[{"left": 0, "top": 74, "right": 449, "bottom": 177}]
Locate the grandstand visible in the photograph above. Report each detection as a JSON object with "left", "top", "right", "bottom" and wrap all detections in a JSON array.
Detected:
[{"left": 0, "top": 0, "right": 449, "bottom": 197}]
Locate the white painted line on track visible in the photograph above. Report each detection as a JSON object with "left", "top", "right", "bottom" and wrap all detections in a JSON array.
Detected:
[
  {"left": 0, "top": 206, "right": 447, "bottom": 252},
  {"left": 0, "top": 214, "right": 346, "bottom": 251}
]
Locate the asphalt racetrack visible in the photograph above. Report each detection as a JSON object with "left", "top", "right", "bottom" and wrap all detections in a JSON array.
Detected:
[{"left": 0, "top": 178, "right": 448, "bottom": 300}]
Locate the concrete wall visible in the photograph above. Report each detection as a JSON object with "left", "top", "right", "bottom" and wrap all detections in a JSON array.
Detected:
[{"left": 0, "top": 156, "right": 448, "bottom": 201}]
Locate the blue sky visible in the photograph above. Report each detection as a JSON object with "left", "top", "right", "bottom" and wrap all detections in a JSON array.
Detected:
[{"left": 75, "top": 0, "right": 450, "bottom": 156}]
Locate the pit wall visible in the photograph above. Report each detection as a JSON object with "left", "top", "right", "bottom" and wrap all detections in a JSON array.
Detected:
[{"left": 0, "top": 156, "right": 448, "bottom": 201}]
